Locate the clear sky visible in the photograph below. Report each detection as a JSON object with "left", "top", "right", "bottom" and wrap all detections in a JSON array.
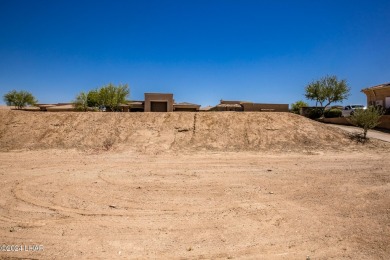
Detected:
[{"left": 0, "top": 0, "right": 389, "bottom": 107}]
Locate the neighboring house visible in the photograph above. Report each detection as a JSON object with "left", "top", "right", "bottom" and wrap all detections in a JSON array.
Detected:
[
  {"left": 132, "top": 93, "right": 201, "bottom": 112},
  {"left": 210, "top": 100, "right": 244, "bottom": 111},
  {"left": 127, "top": 101, "right": 145, "bottom": 112},
  {"left": 144, "top": 93, "right": 174, "bottom": 112},
  {"left": 361, "top": 83, "right": 390, "bottom": 109},
  {"left": 35, "top": 103, "right": 75, "bottom": 111},
  {"left": 174, "top": 102, "right": 201, "bottom": 112},
  {"left": 210, "top": 100, "right": 289, "bottom": 112}
]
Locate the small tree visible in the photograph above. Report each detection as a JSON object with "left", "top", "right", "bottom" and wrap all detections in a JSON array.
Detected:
[
  {"left": 73, "top": 83, "right": 130, "bottom": 112},
  {"left": 74, "top": 92, "right": 89, "bottom": 111},
  {"left": 3, "top": 90, "right": 37, "bottom": 109},
  {"left": 98, "top": 83, "right": 129, "bottom": 111},
  {"left": 305, "top": 75, "right": 350, "bottom": 110},
  {"left": 349, "top": 106, "right": 382, "bottom": 141},
  {"left": 291, "top": 100, "right": 308, "bottom": 114}
]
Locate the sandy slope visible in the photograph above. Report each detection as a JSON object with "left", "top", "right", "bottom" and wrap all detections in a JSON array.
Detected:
[{"left": 1, "top": 110, "right": 388, "bottom": 153}]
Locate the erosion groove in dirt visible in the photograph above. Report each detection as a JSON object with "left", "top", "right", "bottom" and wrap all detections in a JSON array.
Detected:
[{"left": 0, "top": 110, "right": 386, "bottom": 152}]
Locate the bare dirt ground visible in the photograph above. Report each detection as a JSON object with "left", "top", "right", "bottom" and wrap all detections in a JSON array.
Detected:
[{"left": 0, "top": 110, "right": 389, "bottom": 259}]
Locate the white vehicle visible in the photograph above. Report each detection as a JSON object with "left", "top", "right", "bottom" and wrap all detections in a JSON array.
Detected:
[{"left": 341, "top": 104, "right": 366, "bottom": 117}]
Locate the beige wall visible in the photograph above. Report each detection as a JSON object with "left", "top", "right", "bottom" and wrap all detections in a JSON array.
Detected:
[
  {"left": 174, "top": 107, "right": 199, "bottom": 112},
  {"left": 241, "top": 103, "right": 289, "bottom": 112},
  {"left": 379, "top": 115, "right": 390, "bottom": 129},
  {"left": 322, "top": 117, "right": 351, "bottom": 126},
  {"left": 322, "top": 115, "right": 390, "bottom": 130},
  {"left": 144, "top": 93, "right": 174, "bottom": 112}
]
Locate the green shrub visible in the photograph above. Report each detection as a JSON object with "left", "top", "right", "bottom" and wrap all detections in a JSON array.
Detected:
[
  {"left": 74, "top": 83, "right": 129, "bottom": 112},
  {"left": 307, "top": 107, "right": 323, "bottom": 119},
  {"left": 74, "top": 92, "right": 88, "bottom": 111},
  {"left": 87, "top": 89, "right": 100, "bottom": 107},
  {"left": 98, "top": 83, "right": 129, "bottom": 112},
  {"left": 3, "top": 90, "right": 37, "bottom": 109},
  {"left": 349, "top": 106, "right": 382, "bottom": 140},
  {"left": 291, "top": 100, "right": 309, "bottom": 114},
  {"left": 324, "top": 108, "right": 342, "bottom": 118}
]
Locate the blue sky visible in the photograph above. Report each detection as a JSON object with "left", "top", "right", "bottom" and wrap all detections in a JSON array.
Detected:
[{"left": 0, "top": 0, "right": 389, "bottom": 107}]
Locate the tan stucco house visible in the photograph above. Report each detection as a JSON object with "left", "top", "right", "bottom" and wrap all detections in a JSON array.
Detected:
[
  {"left": 210, "top": 100, "right": 289, "bottom": 112},
  {"left": 361, "top": 83, "right": 390, "bottom": 109},
  {"left": 128, "top": 93, "right": 201, "bottom": 112}
]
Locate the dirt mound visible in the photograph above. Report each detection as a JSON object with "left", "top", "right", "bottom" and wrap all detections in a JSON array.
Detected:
[{"left": 0, "top": 110, "right": 385, "bottom": 152}]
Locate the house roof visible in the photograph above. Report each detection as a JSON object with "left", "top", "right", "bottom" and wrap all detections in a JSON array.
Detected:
[
  {"left": 36, "top": 103, "right": 74, "bottom": 107},
  {"left": 199, "top": 106, "right": 213, "bottom": 111},
  {"left": 46, "top": 104, "right": 75, "bottom": 111},
  {"left": 174, "top": 102, "right": 201, "bottom": 108},
  {"left": 127, "top": 101, "right": 144, "bottom": 105},
  {"left": 220, "top": 100, "right": 243, "bottom": 104},
  {"left": 144, "top": 93, "right": 173, "bottom": 96},
  {"left": 361, "top": 83, "right": 390, "bottom": 92},
  {"left": 215, "top": 103, "right": 242, "bottom": 108},
  {"left": 36, "top": 104, "right": 57, "bottom": 107},
  {"left": 220, "top": 100, "right": 253, "bottom": 105}
]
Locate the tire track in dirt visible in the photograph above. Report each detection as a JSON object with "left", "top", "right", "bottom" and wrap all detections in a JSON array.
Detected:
[
  {"left": 2, "top": 150, "right": 388, "bottom": 259},
  {"left": 10, "top": 175, "right": 130, "bottom": 217},
  {"left": 6, "top": 160, "right": 285, "bottom": 230}
]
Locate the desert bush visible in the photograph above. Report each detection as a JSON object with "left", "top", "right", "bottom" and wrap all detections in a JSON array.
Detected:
[
  {"left": 291, "top": 100, "right": 308, "bottom": 114},
  {"left": 349, "top": 106, "right": 382, "bottom": 141},
  {"left": 3, "top": 90, "right": 37, "bottom": 109},
  {"left": 74, "top": 83, "right": 129, "bottom": 112},
  {"left": 306, "top": 107, "right": 324, "bottom": 119},
  {"left": 324, "top": 108, "right": 342, "bottom": 118},
  {"left": 74, "top": 92, "right": 89, "bottom": 111}
]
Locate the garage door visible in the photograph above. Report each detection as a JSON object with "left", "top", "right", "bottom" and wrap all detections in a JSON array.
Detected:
[{"left": 151, "top": 101, "right": 168, "bottom": 112}]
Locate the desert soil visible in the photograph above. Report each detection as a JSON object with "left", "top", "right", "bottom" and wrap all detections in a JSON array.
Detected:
[{"left": 0, "top": 110, "right": 389, "bottom": 259}]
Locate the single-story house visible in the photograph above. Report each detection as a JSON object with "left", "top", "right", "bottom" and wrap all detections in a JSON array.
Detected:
[
  {"left": 361, "top": 83, "right": 390, "bottom": 109},
  {"left": 35, "top": 103, "right": 75, "bottom": 112},
  {"left": 173, "top": 102, "right": 201, "bottom": 112},
  {"left": 210, "top": 100, "right": 289, "bottom": 112}
]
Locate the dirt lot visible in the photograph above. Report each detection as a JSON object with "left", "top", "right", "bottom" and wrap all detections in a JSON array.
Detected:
[{"left": 0, "top": 110, "right": 389, "bottom": 259}]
